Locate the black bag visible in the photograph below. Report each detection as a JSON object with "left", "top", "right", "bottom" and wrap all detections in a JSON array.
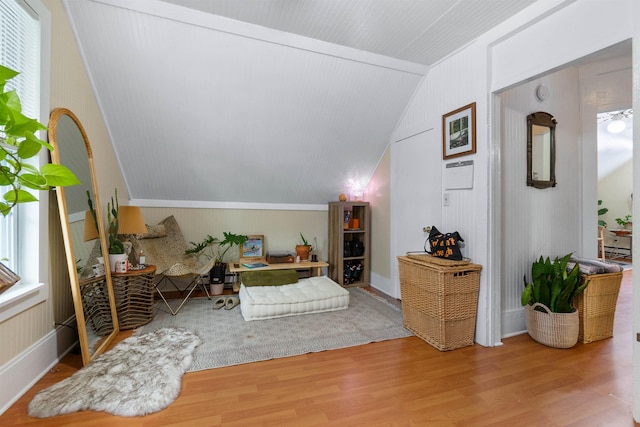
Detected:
[{"left": 426, "top": 226, "right": 464, "bottom": 260}]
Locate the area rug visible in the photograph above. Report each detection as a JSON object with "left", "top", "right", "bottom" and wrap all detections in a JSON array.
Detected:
[
  {"left": 136, "top": 287, "right": 412, "bottom": 371},
  {"left": 28, "top": 327, "right": 200, "bottom": 418}
]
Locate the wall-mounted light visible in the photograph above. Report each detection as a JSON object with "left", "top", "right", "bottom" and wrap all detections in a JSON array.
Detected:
[{"left": 607, "top": 114, "right": 626, "bottom": 133}]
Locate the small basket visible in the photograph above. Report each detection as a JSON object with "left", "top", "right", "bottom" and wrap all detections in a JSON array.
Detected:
[
  {"left": 525, "top": 303, "right": 579, "bottom": 349},
  {"left": 398, "top": 256, "right": 481, "bottom": 351},
  {"left": 573, "top": 271, "right": 622, "bottom": 343}
]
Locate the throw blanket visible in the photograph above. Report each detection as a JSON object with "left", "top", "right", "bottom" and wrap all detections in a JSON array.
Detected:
[{"left": 568, "top": 256, "right": 623, "bottom": 275}]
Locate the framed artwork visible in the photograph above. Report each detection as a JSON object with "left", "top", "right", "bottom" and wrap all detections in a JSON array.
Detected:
[
  {"left": 240, "top": 235, "right": 264, "bottom": 260},
  {"left": 442, "top": 102, "right": 476, "bottom": 160}
]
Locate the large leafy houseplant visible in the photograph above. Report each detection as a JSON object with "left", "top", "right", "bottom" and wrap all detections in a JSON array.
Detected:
[
  {"left": 0, "top": 65, "right": 78, "bottom": 216},
  {"left": 521, "top": 253, "right": 589, "bottom": 313},
  {"left": 185, "top": 232, "right": 248, "bottom": 285},
  {"left": 185, "top": 232, "right": 248, "bottom": 264}
]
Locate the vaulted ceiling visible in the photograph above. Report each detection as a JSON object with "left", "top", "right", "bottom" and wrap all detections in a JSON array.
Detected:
[{"left": 63, "top": 0, "right": 537, "bottom": 208}]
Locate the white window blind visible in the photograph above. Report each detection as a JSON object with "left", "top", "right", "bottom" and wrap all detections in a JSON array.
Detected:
[{"left": 0, "top": 0, "right": 41, "bottom": 272}]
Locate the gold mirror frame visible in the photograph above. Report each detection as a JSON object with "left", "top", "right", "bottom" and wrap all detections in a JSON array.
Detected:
[
  {"left": 527, "top": 111, "right": 557, "bottom": 189},
  {"left": 48, "top": 108, "right": 119, "bottom": 365}
]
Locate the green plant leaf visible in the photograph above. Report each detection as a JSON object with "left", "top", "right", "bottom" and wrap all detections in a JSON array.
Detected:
[
  {"left": 16, "top": 133, "right": 43, "bottom": 159},
  {"left": 3, "top": 188, "right": 37, "bottom": 204},
  {"left": 41, "top": 163, "right": 80, "bottom": 186},
  {"left": 18, "top": 173, "right": 47, "bottom": 189},
  {"left": 521, "top": 283, "right": 533, "bottom": 306}
]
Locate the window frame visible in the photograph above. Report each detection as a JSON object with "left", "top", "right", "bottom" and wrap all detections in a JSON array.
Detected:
[{"left": 0, "top": 0, "right": 51, "bottom": 318}]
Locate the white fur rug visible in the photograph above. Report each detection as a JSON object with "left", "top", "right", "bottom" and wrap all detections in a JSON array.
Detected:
[{"left": 28, "top": 327, "right": 201, "bottom": 418}]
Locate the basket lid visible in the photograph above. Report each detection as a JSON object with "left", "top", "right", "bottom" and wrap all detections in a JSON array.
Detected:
[{"left": 405, "top": 253, "right": 471, "bottom": 266}]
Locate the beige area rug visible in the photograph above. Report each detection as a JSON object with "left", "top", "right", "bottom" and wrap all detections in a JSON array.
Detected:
[
  {"left": 28, "top": 327, "right": 200, "bottom": 418},
  {"left": 136, "top": 287, "right": 413, "bottom": 371}
]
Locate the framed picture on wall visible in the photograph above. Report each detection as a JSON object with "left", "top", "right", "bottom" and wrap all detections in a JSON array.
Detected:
[{"left": 442, "top": 102, "right": 476, "bottom": 160}]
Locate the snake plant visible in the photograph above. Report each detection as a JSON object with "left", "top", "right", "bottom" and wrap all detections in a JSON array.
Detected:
[{"left": 521, "top": 253, "right": 590, "bottom": 313}]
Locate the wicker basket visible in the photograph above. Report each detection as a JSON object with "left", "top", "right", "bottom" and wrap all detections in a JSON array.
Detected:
[
  {"left": 525, "top": 303, "right": 579, "bottom": 348},
  {"left": 111, "top": 266, "right": 156, "bottom": 330},
  {"left": 573, "top": 271, "right": 622, "bottom": 343},
  {"left": 397, "top": 256, "right": 481, "bottom": 351},
  {"left": 406, "top": 253, "right": 471, "bottom": 267}
]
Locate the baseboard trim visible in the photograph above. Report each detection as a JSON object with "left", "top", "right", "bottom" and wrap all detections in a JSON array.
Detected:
[{"left": 0, "top": 319, "right": 77, "bottom": 415}]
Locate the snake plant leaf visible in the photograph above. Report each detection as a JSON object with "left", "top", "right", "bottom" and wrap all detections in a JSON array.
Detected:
[{"left": 521, "top": 283, "right": 533, "bottom": 306}]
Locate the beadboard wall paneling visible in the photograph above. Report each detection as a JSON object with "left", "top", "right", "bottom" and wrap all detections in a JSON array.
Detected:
[
  {"left": 499, "top": 67, "right": 581, "bottom": 336},
  {"left": 367, "top": 147, "right": 391, "bottom": 283},
  {"left": 139, "top": 207, "right": 329, "bottom": 263},
  {"left": 0, "top": 301, "right": 50, "bottom": 366}
]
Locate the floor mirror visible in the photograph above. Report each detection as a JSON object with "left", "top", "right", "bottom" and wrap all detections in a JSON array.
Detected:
[{"left": 48, "top": 108, "right": 119, "bottom": 365}]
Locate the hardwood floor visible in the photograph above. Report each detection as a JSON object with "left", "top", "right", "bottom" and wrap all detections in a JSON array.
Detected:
[{"left": 1, "top": 270, "right": 637, "bottom": 426}]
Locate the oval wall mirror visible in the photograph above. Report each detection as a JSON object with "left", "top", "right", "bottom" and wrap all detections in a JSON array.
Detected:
[
  {"left": 527, "top": 111, "right": 557, "bottom": 189},
  {"left": 48, "top": 108, "right": 120, "bottom": 365}
]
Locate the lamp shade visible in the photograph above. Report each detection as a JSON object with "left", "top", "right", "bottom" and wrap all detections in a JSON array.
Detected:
[
  {"left": 117, "top": 206, "right": 147, "bottom": 235},
  {"left": 83, "top": 210, "right": 99, "bottom": 241}
]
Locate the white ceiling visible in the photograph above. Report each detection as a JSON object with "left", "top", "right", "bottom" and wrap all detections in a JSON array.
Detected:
[{"left": 62, "top": 0, "right": 538, "bottom": 207}]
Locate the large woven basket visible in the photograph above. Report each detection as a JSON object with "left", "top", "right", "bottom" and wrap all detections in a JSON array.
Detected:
[
  {"left": 398, "top": 256, "right": 481, "bottom": 351},
  {"left": 525, "top": 303, "right": 579, "bottom": 349},
  {"left": 573, "top": 271, "right": 622, "bottom": 343}
]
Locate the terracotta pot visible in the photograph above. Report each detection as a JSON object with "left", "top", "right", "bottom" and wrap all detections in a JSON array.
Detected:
[{"left": 295, "top": 245, "right": 311, "bottom": 261}]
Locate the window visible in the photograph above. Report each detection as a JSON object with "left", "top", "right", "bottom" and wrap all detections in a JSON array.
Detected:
[
  {"left": 0, "top": 0, "right": 41, "bottom": 273},
  {"left": 0, "top": 0, "right": 50, "bottom": 316}
]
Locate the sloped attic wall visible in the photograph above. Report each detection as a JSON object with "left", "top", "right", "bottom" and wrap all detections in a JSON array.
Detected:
[{"left": 63, "top": 0, "right": 426, "bottom": 208}]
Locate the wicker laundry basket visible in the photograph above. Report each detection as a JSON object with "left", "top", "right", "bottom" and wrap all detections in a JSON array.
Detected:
[
  {"left": 398, "top": 256, "right": 481, "bottom": 351},
  {"left": 573, "top": 271, "right": 622, "bottom": 343},
  {"left": 525, "top": 303, "right": 579, "bottom": 349}
]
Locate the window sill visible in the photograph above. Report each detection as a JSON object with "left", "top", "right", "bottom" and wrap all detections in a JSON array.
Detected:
[{"left": 0, "top": 282, "right": 47, "bottom": 323}]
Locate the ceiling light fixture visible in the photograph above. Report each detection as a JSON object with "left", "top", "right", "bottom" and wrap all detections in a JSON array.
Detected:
[{"left": 607, "top": 115, "right": 626, "bottom": 133}]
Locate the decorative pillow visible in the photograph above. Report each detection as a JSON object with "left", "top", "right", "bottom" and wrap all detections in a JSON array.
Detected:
[
  {"left": 135, "top": 223, "right": 166, "bottom": 239},
  {"left": 241, "top": 270, "right": 299, "bottom": 287}
]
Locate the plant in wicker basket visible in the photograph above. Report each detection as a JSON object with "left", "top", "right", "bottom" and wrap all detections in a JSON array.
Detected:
[{"left": 521, "top": 253, "right": 590, "bottom": 348}]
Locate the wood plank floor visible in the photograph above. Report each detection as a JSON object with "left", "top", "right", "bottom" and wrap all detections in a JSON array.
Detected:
[{"left": 1, "top": 269, "right": 637, "bottom": 426}]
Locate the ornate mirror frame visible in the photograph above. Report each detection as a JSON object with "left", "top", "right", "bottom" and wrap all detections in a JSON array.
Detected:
[
  {"left": 48, "top": 108, "right": 119, "bottom": 365},
  {"left": 527, "top": 111, "right": 557, "bottom": 189}
]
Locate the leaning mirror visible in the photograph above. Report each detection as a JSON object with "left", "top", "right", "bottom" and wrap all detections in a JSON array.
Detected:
[
  {"left": 48, "top": 108, "right": 119, "bottom": 365},
  {"left": 527, "top": 111, "right": 557, "bottom": 189}
]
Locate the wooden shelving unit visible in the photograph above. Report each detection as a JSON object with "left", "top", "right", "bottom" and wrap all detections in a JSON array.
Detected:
[{"left": 328, "top": 201, "right": 370, "bottom": 287}]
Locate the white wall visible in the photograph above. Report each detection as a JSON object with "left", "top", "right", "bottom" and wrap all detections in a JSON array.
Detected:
[
  {"left": 389, "top": 0, "right": 634, "bottom": 347},
  {"left": 499, "top": 67, "right": 581, "bottom": 336}
]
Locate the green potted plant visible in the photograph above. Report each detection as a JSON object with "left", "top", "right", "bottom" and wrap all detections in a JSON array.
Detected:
[
  {"left": 185, "top": 232, "right": 247, "bottom": 293},
  {"left": 615, "top": 214, "right": 632, "bottom": 229},
  {"left": 86, "top": 188, "right": 131, "bottom": 271},
  {"left": 521, "top": 253, "right": 590, "bottom": 348},
  {"left": 0, "top": 65, "right": 78, "bottom": 216},
  {"left": 598, "top": 199, "right": 608, "bottom": 227},
  {"left": 295, "top": 233, "right": 313, "bottom": 261}
]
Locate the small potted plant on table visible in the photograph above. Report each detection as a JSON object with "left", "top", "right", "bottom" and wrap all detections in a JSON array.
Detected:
[{"left": 295, "top": 233, "right": 313, "bottom": 261}]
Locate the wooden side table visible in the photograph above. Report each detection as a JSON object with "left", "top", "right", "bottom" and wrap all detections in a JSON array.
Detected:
[{"left": 111, "top": 265, "right": 156, "bottom": 329}]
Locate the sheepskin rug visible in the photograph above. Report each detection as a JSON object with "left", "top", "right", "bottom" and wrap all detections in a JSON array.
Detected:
[{"left": 28, "top": 327, "right": 201, "bottom": 418}]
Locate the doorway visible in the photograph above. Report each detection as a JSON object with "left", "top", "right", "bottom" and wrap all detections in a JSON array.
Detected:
[{"left": 597, "top": 109, "right": 633, "bottom": 263}]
